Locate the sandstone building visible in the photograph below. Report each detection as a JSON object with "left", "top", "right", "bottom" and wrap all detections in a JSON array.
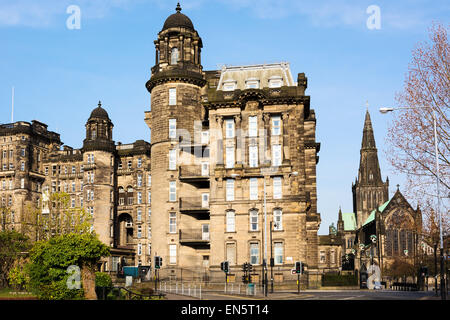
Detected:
[{"left": 144, "top": 4, "right": 321, "bottom": 285}]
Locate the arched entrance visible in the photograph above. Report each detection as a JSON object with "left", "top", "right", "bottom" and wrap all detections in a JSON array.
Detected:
[{"left": 118, "top": 213, "right": 133, "bottom": 247}]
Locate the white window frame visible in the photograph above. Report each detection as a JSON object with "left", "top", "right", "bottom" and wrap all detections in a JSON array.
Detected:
[
  {"left": 274, "top": 242, "right": 283, "bottom": 265},
  {"left": 250, "top": 243, "right": 260, "bottom": 265},
  {"left": 226, "top": 146, "right": 235, "bottom": 169},
  {"left": 274, "top": 209, "right": 283, "bottom": 230},
  {"left": 249, "top": 210, "right": 258, "bottom": 231},
  {"left": 272, "top": 144, "right": 282, "bottom": 167},
  {"left": 272, "top": 116, "right": 281, "bottom": 136},
  {"left": 169, "top": 212, "right": 177, "bottom": 234},
  {"left": 169, "top": 88, "right": 177, "bottom": 106},
  {"left": 249, "top": 145, "right": 258, "bottom": 168},
  {"left": 169, "top": 149, "right": 177, "bottom": 170},
  {"left": 273, "top": 177, "right": 282, "bottom": 199},
  {"left": 169, "top": 244, "right": 177, "bottom": 264},
  {"left": 169, "top": 181, "right": 176, "bottom": 202},
  {"left": 249, "top": 178, "right": 258, "bottom": 200},
  {"left": 226, "top": 179, "right": 234, "bottom": 201},
  {"left": 169, "top": 118, "right": 177, "bottom": 139},
  {"left": 226, "top": 211, "right": 235, "bottom": 232},
  {"left": 225, "top": 119, "right": 235, "bottom": 139},
  {"left": 248, "top": 116, "right": 257, "bottom": 137}
]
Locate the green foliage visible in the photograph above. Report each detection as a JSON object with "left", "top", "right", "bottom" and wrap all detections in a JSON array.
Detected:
[
  {"left": 322, "top": 273, "right": 359, "bottom": 286},
  {"left": 0, "top": 230, "right": 30, "bottom": 287},
  {"left": 95, "top": 272, "right": 112, "bottom": 288},
  {"left": 27, "top": 233, "right": 110, "bottom": 300},
  {"left": 8, "top": 265, "right": 30, "bottom": 290}
]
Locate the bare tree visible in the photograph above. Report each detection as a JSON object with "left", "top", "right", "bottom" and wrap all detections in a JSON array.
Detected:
[{"left": 386, "top": 22, "right": 449, "bottom": 235}]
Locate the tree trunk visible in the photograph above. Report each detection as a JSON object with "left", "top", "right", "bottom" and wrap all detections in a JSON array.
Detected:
[{"left": 81, "top": 264, "right": 97, "bottom": 300}]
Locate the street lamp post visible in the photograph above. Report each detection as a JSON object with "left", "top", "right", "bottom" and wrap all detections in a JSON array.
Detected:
[
  {"left": 261, "top": 168, "right": 298, "bottom": 297},
  {"left": 380, "top": 106, "right": 446, "bottom": 300}
]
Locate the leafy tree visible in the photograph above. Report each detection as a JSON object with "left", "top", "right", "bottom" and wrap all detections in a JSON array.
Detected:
[
  {"left": 20, "top": 192, "right": 92, "bottom": 242},
  {"left": 0, "top": 230, "right": 30, "bottom": 288},
  {"left": 27, "top": 233, "right": 110, "bottom": 300}
]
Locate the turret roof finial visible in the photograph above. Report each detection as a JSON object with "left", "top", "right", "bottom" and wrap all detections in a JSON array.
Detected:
[
  {"left": 98, "top": 100, "right": 102, "bottom": 107},
  {"left": 176, "top": 2, "right": 181, "bottom": 13}
]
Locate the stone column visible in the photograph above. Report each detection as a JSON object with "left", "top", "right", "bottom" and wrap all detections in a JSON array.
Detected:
[
  {"left": 282, "top": 112, "right": 290, "bottom": 163},
  {"left": 234, "top": 115, "right": 242, "bottom": 166},
  {"left": 263, "top": 113, "right": 271, "bottom": 165}
]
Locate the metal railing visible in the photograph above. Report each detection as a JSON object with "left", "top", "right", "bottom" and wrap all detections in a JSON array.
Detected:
[
  {"left": 179, "top": 197, "right": 209, "bottom": 211},
  {"left": 179, "top": 228, "right": 210, "bottom": 242}
]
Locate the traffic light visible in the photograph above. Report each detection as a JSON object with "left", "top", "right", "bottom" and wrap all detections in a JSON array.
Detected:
[
  {"left": 295, "top": 261, "right": 302, "bottom": 274},
  {"left": 221, "top": 261, "right": 229, "bottom": 273},
  {"left": 242, "top": 263, "right": 248, "bottom": 273},
  {"left": 155, "top": 256, "right": 162, "bottom": 269},
  {"left": 248, "top": 263, "right": 253, "bottom": 273}
]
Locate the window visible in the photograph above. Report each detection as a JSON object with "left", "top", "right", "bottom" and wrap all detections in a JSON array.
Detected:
[
  {"left": 137, "top": 158, "right": 142, "bottom": 168},
  {"left": 169, "top": 119, "right": 177, "bottom": 138},
  {"left": 272, "top": 144, "right": 282, "bottom": 166},
  {"left": 21, "top": 148, "right": 25, "bottom": 157},
  {"left": 20, "top": 178, "right": 25, "bottom": 189},
  {"left": 169, "top": 212, "right": 177, "bottom": 233},
  {"left": 225, "top": 119, "right": 235, "bottom": 139},
  {"left": 148, "top": 175, "right": 152, "bottom": 186},
  {"left": 127, "top": 160, "right": 132, "bottom": 169},
  {"left": 118, "top": 161, "right": 123, "bottom": 170},
  {"left": 169, "top": 88, "right": 177, "bottom": 106},
  {"left": 269, "top": 77, "right": 283, "bottom": 88},
  {"left": 72, "top": 166, "right": 76, "bottom": 174},
  {"left": 20, "top": 162, "right": 25, "bottom": 171},
  {"left": 273, "top": 177, "right": 282, "bottom": 199},
  {"left": 330, "top": 250, "right": 335, "bottom": 264},
  {"left": 148, "top": 207, "right": 151, "bottom": 219},
  {"left": 274, "top": 242, "right": 283, "bottom": 265},
  {"left": 249, "top": 178, "right": 258, "bottom": 200},
  {"left": 111, "top": 257, "right": 119, "bottom": 272},
  {"left": 272, "top": 116, "right": 281, "bottom": 136},
  {"left": 226, "top": 179, "right": 234, "bottom": 201},
  {"left": 249, "top": 210, "right": 258, "bottom": 231},
  {"left": 223, "top": 80, "right": 236, "bottom": 91},
  {"left": 72, "top": 182, "right": 76, "bottom": 192},
  {"left": 137, "top": 243, "right": 142, "bottom": 256},
  {"left": 137, "top": 208, "right": 142, "bottom": 222},
  {"left": 169, "top": 244, "right": 177, "bottom": 264},
  {"left": 71, "top": 198, "right": 75, "bottom": 208},
  {"left": 226, "top": 243, "right": 236, "bottom": 265},
  {"left": 169, "top": 181, "right": 176, "bottom": 202},
  {"left": 245, "top": 79, "right": 260, "bottom": 89},
  {"left": 226, "top": 147, "right": 235, "bottom": 168},
  {"left": 137, "top": 226, "right": 142, "bottom": 239},
  {"left": 80, "top": 197, "right": 83, "bottom": 208},
  {"left": 171, "top": 48, "right": 179, "bottom": 65},
  {"left": 249, "top": 145, "right": 258, "bottom": 167},
  {"left": 273, "top": 209, "right": 282, "bottom": 230},
  {"left": 320, "top": 251, "right": 326, "bottom": 263},
  {"left": 226, "top": 211, "right": 235, "bottom": 232},
  {"left": 137, "top": 192, "right": 142, "bottom": 204},
  {"left": 248, "top": 116, "right": 257, "bottom": 137},
  {"left": 250, "top": 243, "right": 260, "bottom": 265},
  {"left": 169, "top": 149, "right": 177, "bottom": 170},
  {"left": 148, "top": 191, "right": 151, "bottom": 204},
  {"left": 137, "top": 174, "right": 142, "bottom": 187}
]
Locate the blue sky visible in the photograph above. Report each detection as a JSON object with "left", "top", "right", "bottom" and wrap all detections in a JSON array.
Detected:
[{"left": 0, "top": 0, "right": 449, "bottom": 234}]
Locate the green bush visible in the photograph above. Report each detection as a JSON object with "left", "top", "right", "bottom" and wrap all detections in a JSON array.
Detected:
[
  {"left": 8, "top": 265, "right": 30, "bottom": 291},
  {"left": 95, "top": 272, "right": 112, "bottom": 288},
  {"left": 322, "top": 273, "right": 358, "bottom": 286}
]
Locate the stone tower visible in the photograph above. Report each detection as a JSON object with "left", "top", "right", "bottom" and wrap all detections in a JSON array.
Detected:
[
  {"left": 145, "top": 3, "right": 207, "bottom": 270},
  {"left": 83, "top": 102, "right": 116, "bottom": 246},
  {"left": 352, "top": 110, "right": 389, "bottom": 228}
]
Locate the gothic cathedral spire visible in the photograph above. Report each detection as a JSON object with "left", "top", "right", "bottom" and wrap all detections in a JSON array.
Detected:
[{"left": 352, "top": 110, "right": 389, "bottom": 228}]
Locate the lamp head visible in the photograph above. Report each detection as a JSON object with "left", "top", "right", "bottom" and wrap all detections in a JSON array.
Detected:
[{"left": 379, "top": 107, "right": 394, "bottom": 114}]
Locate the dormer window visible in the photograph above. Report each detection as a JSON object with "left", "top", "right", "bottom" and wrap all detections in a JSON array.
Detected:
[
  {"left": 268, "top": 76, "right": 283, "bottom": 88},
  {"left": 223, "top": 80, "right": 237, "bottom": 91},
  {"left": 171, "top": 48, "right": 179, "bottom": 65},
  {"left": 245, "top": 79, "right": 260, "bottom": 89}
]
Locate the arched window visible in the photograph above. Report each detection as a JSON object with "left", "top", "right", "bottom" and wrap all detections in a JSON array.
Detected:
[{"left": 171, "top": 48, "right": 179, "bottom": 65}]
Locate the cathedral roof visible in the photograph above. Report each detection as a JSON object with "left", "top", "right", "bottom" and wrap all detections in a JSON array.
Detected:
[
  {"left": 362, "top": 199, "right": 391, "bottom": 227},
  {"left": 342, "top": 212, "right": 357, "bottom": 231},
  {"left": 362, "top": 110, "right": 376, "bottom": 149},
  {"left": 162, "top": 3, "right": 195, "bottom": 31}
]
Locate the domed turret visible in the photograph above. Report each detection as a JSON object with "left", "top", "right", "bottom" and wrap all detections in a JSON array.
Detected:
[
  {"left": 83, "top": 101, "right": 115, "bottom": 152},
  {"left": 162, "top": 3, "right": 195, "bottom": 31},
  {"left": 146, "top": 3, "right": 205, "bottom": 93}
]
